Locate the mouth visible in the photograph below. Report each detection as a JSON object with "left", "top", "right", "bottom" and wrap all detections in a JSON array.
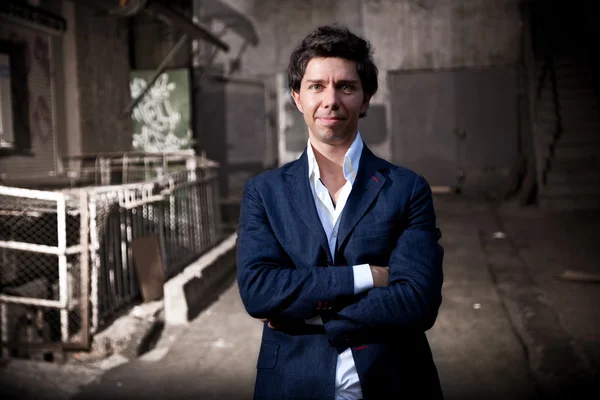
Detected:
[{"left": 317, "top": 116, "right": 345, "bottom": 125}]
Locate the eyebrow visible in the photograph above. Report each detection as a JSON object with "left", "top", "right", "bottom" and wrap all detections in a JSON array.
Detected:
[{"left": 304, "top": 79, "right": 360, "bottom": 85}]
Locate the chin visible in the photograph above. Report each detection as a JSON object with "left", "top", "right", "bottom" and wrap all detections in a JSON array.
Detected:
[
  {"left": 310, "top": 126, "right": 356, "bottom": 145},
  {"left": 322, "top": 134, "right": 353, "bottom": 145}
]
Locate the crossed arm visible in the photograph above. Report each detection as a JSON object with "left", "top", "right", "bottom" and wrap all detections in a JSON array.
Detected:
[{"left": 236, "top": 176, "right": 443, "bottom": 346}]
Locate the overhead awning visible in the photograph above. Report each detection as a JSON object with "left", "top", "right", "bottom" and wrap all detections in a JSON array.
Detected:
[
  {"left": 87, "top": 0, "right": 230, "bottom": 52},
  {"left": 0, "top": 1, "right": 67, "bottom": 35}
]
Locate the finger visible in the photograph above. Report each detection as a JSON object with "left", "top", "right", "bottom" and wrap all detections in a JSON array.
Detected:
[{"left": 268, "top": 321, "right": 281, "bottom": 329}]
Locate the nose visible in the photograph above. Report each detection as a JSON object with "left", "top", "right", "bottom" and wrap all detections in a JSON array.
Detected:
[{"left": 322, "top": 87, "right": 340, "bottom": 110}]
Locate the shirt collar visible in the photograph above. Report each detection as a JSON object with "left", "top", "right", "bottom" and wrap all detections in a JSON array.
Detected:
[{"left": 306, "top": 131, "right": 364, "bottom": 185}]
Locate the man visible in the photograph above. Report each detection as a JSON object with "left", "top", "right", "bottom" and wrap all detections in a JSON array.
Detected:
[{"left": 237, "top": 25, "right": 444, "bottom": 400}]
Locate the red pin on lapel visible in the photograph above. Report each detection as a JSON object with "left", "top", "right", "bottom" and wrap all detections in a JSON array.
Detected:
[{"left": 372, "top": 176, "right": 379, "bottom": 183}]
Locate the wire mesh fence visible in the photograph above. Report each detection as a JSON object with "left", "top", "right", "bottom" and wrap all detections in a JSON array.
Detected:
[
  {"left": 0, "top": 187, "right": 88, "bottom": 358},
  {"left": 0, "top": 153, "right": 222, "bottom": 357}
]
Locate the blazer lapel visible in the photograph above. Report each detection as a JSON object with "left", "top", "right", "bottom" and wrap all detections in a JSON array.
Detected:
[
  {"left": 283, "top": 151, "right": 333, "bottom": 263},
  {"left": 336, "top": 146, "right": 387, "bottom": 253}
]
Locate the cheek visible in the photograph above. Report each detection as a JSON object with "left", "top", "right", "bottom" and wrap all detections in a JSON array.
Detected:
[
  {"left": 351, "top": 98, "right": 367, "bottom": 115},
  {"left": 301, "top": 99, "right": 319, "bottom": 118}
]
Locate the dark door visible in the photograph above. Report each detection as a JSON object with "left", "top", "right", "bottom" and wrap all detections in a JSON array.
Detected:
[
  {"left": 389, "top": 70, "right": 459, "bottom": 187},
  {"left": 389, "top": 66, "right": 518, "bottom": 188},
  {"left": 194, "top": 74, "right": 269, "bottom": 200},
  {"left": 223, "top": 80, "right": 269, "bottom": 199},
  {"left": 456, "top": 67, "right": 518, "bottom": 175}
]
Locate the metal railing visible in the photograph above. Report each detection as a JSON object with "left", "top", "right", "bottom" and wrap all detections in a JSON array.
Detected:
[
  {"left": 523, "top": 0, "right": 562, "bottom": 194},
  {"left": 0, "top": 152, "right": 222, "bottom": 356}
]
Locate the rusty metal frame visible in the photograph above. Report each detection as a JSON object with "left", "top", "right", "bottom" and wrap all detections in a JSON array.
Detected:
[{"left": 0, "top": 187, "right": 91, "bottom": 356}]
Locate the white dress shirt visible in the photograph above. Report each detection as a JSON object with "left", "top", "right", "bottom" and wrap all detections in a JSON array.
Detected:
[{"left": 305, "top": 132, "right": 373, "bottom": 400}]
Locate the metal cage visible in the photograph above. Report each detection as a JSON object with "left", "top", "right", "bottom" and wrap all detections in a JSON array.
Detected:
[{"left": 0, "top": 152, "right": 222, "bottom": 357}]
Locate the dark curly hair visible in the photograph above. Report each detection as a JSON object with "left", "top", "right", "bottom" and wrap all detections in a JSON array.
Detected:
[{"left": 287, "top": 25, "right": 379, "bottom": 118}]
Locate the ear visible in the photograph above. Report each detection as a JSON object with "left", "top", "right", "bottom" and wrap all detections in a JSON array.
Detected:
[
  {"left": 360, "top": 94, "right": 372, "bottom": 114},
  {"left": 291, "top": 89, "right": 303, "bottom": 113}
]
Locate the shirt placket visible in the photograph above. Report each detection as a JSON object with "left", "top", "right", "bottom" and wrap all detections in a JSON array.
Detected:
[{"left": 314, "top": 179, "right": 336, "bottom": 254}]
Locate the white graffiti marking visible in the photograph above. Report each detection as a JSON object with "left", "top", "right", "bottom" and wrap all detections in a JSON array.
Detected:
[{"left": 131, "top": 73, "right": 191, "bottom": 152}]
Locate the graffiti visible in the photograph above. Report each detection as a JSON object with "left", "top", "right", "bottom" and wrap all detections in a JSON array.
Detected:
[
  {"left": 32, "top": 96, "right": 51, "bottom": 142},
  {"left": 34, "top": 35, "right": 50, "bottom": 84},
  {"left": 130, "top": 72, "right": 192, "bottom": 152}
]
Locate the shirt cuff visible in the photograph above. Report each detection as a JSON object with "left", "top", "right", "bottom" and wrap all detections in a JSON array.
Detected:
[
  {"left": 304, "top": 315, "right": 324, "bottom": 326},
  {"left": 352, "top": 263, "right": 373, "bottom": 294}
]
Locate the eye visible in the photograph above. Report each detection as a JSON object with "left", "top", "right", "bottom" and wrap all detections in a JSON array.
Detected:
[
  {"left": 309, "top": 84, "right": 322, "bottom": 90},
  {"left": 340, "top": 84, "right": 355, "bottom": 92}
]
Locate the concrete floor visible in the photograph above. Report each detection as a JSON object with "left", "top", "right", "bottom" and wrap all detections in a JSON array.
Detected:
[{"left": 2, "top": 195, "right": 599, "bottom": 399}]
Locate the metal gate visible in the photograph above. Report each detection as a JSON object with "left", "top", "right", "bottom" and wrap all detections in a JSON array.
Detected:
[{"left": 0, "top": 186, "right": 90, "bottom": 356}]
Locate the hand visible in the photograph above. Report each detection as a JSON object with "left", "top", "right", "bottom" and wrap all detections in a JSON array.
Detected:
[
  {"left": 370, "top": 265, "right": 390, "bottom": 287},
  {"left": 259, "top": 318, "right": 281, "bottom": 329}
]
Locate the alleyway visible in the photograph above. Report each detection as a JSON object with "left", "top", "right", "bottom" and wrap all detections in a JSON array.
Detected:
[
  {"left": 3, "top": 196, "right": 599, "bottom": 399},
  {"left": 1, "top": 1, "right": 598, "bottom": 398}
]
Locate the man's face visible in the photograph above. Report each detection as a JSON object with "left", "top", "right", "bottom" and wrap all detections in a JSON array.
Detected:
[{"left": 291, "top": 57, "right": 371, "bottom": 146}]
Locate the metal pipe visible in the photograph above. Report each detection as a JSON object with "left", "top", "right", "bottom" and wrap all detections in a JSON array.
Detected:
[
  {"left": 118, "top": 192, "right": 130, "bottom": 304},
  {"left": 78, "top": 190, "right": 90, "bottom": 350},
  {"left": 1, "top": 303, "right": 8, "bottom": 357},
  {"left": 0, "top": 186, "right": 65, "bottom": 200},
  {"left": 119, "top": 194, "right": 165, "bottom": 210},
  {"left": 127, "top": 213, "right": 135, "bottom": 299},
  {"left": 89, "top": 196, "right": 99, "bottom": 333},
  {"left": 0, "top": 241, "right": 81, "bottom": 255},
  {"left": 0, "top": 295, "right": 63, "bottom": 308},
  {"left": 145, "top": 1, "right": 228, "bottom": 52},
  {"left": 57, "top": 195, "right": 69, "bottom": 343},
  {"left": 114, "top": 205, "right": 124, "bottom": 305}
]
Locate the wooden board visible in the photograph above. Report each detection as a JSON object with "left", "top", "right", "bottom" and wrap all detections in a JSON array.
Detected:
[{"left": 131, "top": 235, "right": 165, "bottom": 302}]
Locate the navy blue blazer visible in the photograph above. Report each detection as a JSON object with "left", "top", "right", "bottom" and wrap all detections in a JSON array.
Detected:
[{"left": 237, "top": 145, "right": 444, "bottom": 400}]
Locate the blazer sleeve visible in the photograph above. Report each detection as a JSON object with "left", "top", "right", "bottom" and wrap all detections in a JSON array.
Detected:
[
  {"left": 323, "top": 175, "right": 444, "bottom": 349},
  {"left": 236, "top": 177, "right": 355, "bottom": 320}
]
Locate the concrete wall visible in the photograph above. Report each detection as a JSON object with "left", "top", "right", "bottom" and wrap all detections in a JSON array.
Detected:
[
  {"left": 0, "top": 1, "right": 62, "bottom": 177},
  {"left": 74, "top": 2, "right": 132, "bottom": 154},
  {"left": 211, "top": 0, "right": 521, "bottom": 84},
  {"left": 203, "top": 0, "right": 522, "bottom": 165},
  {"left": 0, "top": 0, "right": 135, "bottom": 178},
  {"left": 364, "top": 0, "right": 521, "bottom": 71}
]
